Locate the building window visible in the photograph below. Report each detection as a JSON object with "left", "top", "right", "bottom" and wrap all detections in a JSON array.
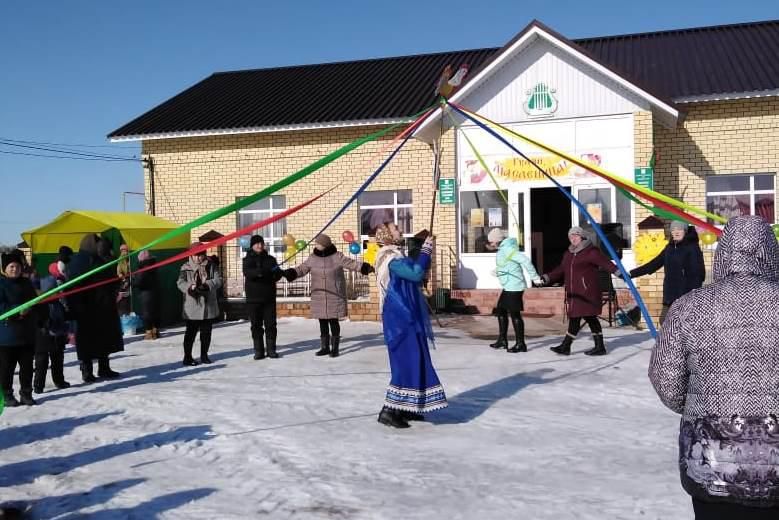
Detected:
[
  {"left": 706, "top": 174, "right": 775, "bottom": 224},
  {"left": 237, "top": 195, "right": 288, "bottom": 256},
  {"left": 358, "top": 190, "right": 413, "bottom": 236},
  {"left": 461, "top": 190, "right": 508, "bottom": 253}
]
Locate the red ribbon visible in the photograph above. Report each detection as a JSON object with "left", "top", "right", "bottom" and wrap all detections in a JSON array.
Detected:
[{"left": 41, "top": 187, "right": 334, "bottom": 305}]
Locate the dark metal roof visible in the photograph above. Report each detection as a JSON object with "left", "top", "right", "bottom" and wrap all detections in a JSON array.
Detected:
[
  {"left": 576, "top": 19, "right": 779, "bottom": 100},
  {"left": 109, "top": 19, "right": 779, "bottom": 139}
]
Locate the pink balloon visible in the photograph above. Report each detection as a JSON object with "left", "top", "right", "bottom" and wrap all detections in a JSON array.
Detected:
[{"left": 342, "top": 230, "right": 355, "bottom": 243}]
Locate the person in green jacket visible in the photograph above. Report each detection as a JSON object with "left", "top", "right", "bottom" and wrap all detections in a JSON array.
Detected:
[{"left": 487, "top": 228, "right": 542, "bottom": 353}]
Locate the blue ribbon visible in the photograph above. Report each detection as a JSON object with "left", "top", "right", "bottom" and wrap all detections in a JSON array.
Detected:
[{"left": 449, "top": 102, "right": 657, "bottom": 338}]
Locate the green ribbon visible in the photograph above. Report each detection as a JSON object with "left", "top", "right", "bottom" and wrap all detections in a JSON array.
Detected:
[
  {"left": 1, "top": 109, "right": 431, "bottom": 321},
  {"left": 616, "top": 186, "right": 679, "bottom": 221}
]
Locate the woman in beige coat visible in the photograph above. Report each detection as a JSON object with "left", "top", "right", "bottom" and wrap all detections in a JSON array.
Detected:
[{"left": 282, "top": 234, "right": 373, "bottom": 357}]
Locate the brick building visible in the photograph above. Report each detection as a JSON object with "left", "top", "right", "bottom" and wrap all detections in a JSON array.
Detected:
[{"left": 110, "top": 20, "right": 779, "bottom": 322}]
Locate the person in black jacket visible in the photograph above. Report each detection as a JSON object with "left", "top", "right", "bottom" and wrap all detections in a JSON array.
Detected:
[
  {"left": 133, "top": 249, "right": 161, "bottom": 340},
  {"left": 243, "top": 235, "right": 283, "bottom": 360},
  {"left": 67, "top": 234, "right": 124, "bottom": 382},
  {"left": 0, "top": 248, "right": 39, "bottom": 406},
  {"left": 623, "top": 220, "right": 705, "bottom": 324}
]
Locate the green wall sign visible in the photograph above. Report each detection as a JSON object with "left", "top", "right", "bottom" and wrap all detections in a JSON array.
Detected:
[
  {"left": 634, "top": 167, "right": 654, "bottom": 190},
  {"left": 438, "top": 178, "right": 456, "bottom": 204}
]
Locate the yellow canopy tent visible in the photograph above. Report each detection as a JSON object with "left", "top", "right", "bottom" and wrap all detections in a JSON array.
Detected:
[
  {"left": 22, "top": 211, "right": 190, "bottom": 325},
  {"left": 22, "top": 210, "right": 189, "bottom": 253}
]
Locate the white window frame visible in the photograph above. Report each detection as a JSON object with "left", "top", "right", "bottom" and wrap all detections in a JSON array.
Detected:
[
  {"left": 358, "top": 190, "right": 414, "bottom": 238},
  {"left": 237, "top": 195, "right": 288, "bottom": 258},
  {"left": 705, "top": 173, "right": 775, "bottom": 225}
]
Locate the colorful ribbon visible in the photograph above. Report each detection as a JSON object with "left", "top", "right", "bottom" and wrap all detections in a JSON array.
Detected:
[
  {"left": 41, "top": 188, "right": 335, "bottom": 305},
  {"left": 281, "top": 107, "right": 434, "bottom": 265},
  {"left": 1, "top": 108, "right": 434, "bottom": 321},
  {"left": 449, "top": 102, "right": 658, "bottom": 338},
  {"left": 454, "top": 103, "right": 727, "bottom": 227}
]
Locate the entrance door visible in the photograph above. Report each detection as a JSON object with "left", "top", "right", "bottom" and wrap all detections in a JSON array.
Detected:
[{"left": 530, "top": 187, "right": 571, "bottom": 274}]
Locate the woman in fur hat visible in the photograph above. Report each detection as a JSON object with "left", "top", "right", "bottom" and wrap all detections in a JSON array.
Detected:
[
  {"left": 282, "top": 234, "right": 373, "bottom": 358},
  {"left": 0, "top": 248, "right": 39, "bottom": 406}
]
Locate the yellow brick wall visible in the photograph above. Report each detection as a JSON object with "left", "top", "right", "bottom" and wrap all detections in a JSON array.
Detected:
[
  {"left": 141, "top": 125, "right": 457, "bottom": 320},
  {"left": 637, "top": 97, "right": 779, "bottom": 322}
]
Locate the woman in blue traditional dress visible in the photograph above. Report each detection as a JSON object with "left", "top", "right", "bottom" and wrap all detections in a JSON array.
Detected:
[{"left": 373, "top": 223, "right": 447, "bottom": 429}]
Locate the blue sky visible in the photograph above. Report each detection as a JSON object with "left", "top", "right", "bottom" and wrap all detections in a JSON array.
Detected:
[{"left": 1, "top": 0, "right": 777, "bottom": 244}]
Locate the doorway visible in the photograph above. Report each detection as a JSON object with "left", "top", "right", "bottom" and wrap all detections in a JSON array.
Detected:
[{"left": 530, "top": 187, "right": 571, "bottom": 273}]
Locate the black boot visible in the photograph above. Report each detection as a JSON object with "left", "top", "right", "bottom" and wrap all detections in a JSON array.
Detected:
[
  {"left": 253, "top": 335, "right": 265, "bottom": 360},
  {"left": 315, "top": 335, "right": 330, "bottom": 356},
  {"left": 182, "top": 343, "right": 199, "bottom": 367},
  {"left": 3, "top": 392, "right": 19, "bottom": 407},
  {"left": 329, "top": 336, "right": 340, "bottom": 358},
  {"left": 81, "top": 360, "right": 97, "bottom": 383},
  {"left": 33, "top": 353, "right": 48, "bottom": 393},
  {"left": 266, "top": 331, "right": 279, "bottom": 359},
  {"left": 490, "top": 314, "right": 509, "bottom": 349},
  {"left": 401, "top": 410, "right": 425, "bottom": 421},
  {"left": 550, "top": 335, "right": 574, "bottom": 356},
  {"left": 98, "top": 357, "right": 121, "bottom": 378},
  {"left": 19, "top": 390, "right": 36, "bottom": 406},
  {"left": 507, "top": 315, "right": 527, "bottom": 353},
  {"left": 50, "top": 350, "right": 70, "bottom": 389},
  {"left": 584, "top": 334, "right": 608, "bottom": 356},
  {"left": 377, "top": 406, "right": 410, "bottom": 429}
]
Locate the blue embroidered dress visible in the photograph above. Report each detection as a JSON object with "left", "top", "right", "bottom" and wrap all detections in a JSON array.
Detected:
[{"left": 381, "top": 242, "right": 447, "bottom": 413}]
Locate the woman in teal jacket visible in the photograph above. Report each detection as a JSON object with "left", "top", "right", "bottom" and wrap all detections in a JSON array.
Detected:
[{"left": 488, "top": 228, "right": 541, "bottom": 353}]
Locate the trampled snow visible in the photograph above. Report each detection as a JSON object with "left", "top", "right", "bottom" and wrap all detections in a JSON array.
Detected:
[{"left": 0, "top": 318, "right": 691, "bottom": 519}]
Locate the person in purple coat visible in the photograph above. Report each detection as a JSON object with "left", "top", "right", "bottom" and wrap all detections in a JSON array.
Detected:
[{"left": 539, "top": 226, "right": 618, "bottom": 356}]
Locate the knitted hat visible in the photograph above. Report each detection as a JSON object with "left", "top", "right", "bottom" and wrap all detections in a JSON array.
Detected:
[
  {"left": 314, "top": 234, "right": 332, "bottom": 248},
  {"left": 568, "top": 226, "right": 585, "bottom": 237},
  {"left": 249, "top": 235, "right": 264, "bottom": 246},
  {"left": 487, "top": 228, "right": 507, "bottom": 244},
  {"left": 670, "top": 220, "right": 688, "bottom": 232},
  {"left": 375, "top": 224, "right": 396, "bottom": 245},
  {"left": 0, "top": 250, "right": 24, "bottom": 272},
  {"left": 58, "top": 245, "right": 74, "bottom": 264}
]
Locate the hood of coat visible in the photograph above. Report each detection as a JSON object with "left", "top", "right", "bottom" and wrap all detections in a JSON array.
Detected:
[
  {"left": 713, "top": 216, "right": 779, "bottom": 282},
  {"left": 498, "top": 237, "right": 518, "bottom": 252},
  {"left": 79, "top": 233, "right": 101, "bottom": 256},
  {"left": 673, "top": 226, "right": 700, "bottom": 247},
  {"left": 313, "top": 244, "right": 337, "bottom": 258}
]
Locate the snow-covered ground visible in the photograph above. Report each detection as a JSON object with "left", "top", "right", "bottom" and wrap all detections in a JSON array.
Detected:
[{"left": 1, "top": 318, "right": 691, "bottom": 519}]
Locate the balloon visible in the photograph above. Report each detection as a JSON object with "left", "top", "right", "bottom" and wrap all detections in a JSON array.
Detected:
[
  {"left": 283, "top": 249, "right": 296, "bottom": 261},
  {"left": 239, "top": 236, "right": 250, "bottom": 248},
  {"left": 348, "top": 241, "right": 361, "bottom": 255},
  {"left": 0, "top": 391, "right": 4, "bottom": 416},
  {"left": 295, "top": 239, "right": 307, "bottom": 251},
  {"left": 342, "top": 230, "right": 355, "bottom": 243},
  {"left": 772, "top": 224, "right": 779, "bottom": 238},
  {"left": 700, "top": 231, "right": 717, "bottom": 246},
  {"left": 282, "top": 233, "right": 296, "bottom": 246}
]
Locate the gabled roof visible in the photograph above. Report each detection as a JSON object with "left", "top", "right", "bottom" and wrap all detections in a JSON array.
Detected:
[{"left": 109, "top": 19, "right": 779, "bottom": 141}]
